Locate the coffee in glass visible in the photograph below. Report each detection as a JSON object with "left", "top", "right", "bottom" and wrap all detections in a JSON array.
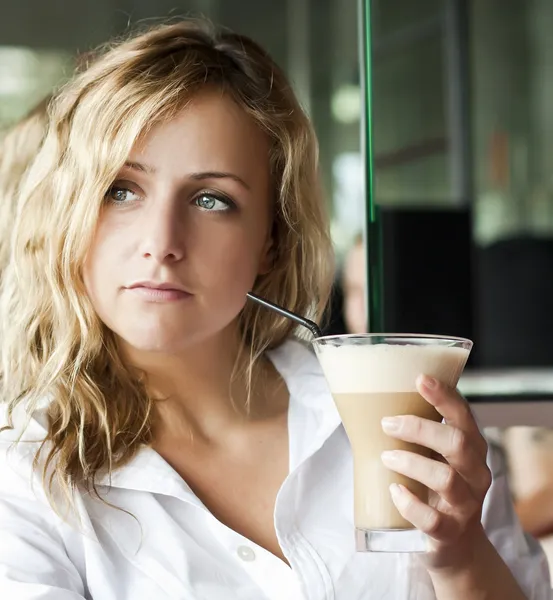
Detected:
[{"left": 312, "top": 334, "right": 472, "bottom": 552}]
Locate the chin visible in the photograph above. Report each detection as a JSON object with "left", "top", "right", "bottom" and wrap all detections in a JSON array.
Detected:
[
  {"left": 115, "top": 317, "right": 231, "bottom": 356},
  {"left": 106, "top": 305, "right": 242, "bottom": 356},
  {"left": 127, "top": 339, "right": 186, "bottom": 354},
  {"left": 121, "top": 329, "right": 199, "bottom": 354}
]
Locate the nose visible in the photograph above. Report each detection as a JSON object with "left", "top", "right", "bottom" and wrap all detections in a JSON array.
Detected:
[{"left": 139, "top": 199, "right": 185, "bottom": 263}]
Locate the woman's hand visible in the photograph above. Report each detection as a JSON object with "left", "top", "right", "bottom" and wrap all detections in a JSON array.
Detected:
[{"left": 380, "top": 375, "right": 493, "bottom": 571}]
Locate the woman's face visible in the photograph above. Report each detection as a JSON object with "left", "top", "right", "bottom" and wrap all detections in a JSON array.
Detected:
[{"left": 83, "top": 90, "right": 274, "bottom": 354}]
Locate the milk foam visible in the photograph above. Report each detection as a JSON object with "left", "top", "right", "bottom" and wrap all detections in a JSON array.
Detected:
[{"left": 314, "top": 343, "right": 470, "bottom": 394}]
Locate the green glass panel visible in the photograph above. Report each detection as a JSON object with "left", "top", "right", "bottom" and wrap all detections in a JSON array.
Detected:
[{"left": 360, "top": 0, "right": 384, "bottom": 332}]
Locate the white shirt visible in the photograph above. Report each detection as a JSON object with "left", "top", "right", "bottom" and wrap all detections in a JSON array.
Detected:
[{"left": 0, "top": 339, "right": 550, "bottom": 600}]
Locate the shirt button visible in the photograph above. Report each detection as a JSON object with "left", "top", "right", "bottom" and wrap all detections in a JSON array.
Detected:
[{"left": 237, "top": 545, "right": 256, "bottom": 562}]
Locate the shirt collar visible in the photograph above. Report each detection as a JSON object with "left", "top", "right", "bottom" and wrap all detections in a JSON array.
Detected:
[
  {"left": 100, "top": 339, "right": 341, "bottom": 495},
  {"left": 268, "top": 339, "right": 341, "bottom": 472},
  {"left": 5, "top": 339, "right": 341, "bottom": 499}
]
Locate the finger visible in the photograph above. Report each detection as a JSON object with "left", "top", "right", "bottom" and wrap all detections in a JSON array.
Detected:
[
  {"left": 417, "top": 375, "right": 488, "bottom": 456},
  {"left": 381, "top": 417, "right": 492, "bottom": 498},
  {"left": 417, "top": 375, "right": 474, "bottom": 430},
  {"left": 389, "top": 483, "right": 459, "bottom": 542},
  {"left": 381, "top": 415, "right": 490, "bottom": 478},
  {"left": 381, "top": 450, "right": 479, "bottom": 511}
]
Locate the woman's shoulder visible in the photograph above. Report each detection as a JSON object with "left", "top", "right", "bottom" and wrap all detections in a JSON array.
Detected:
[
  {"left": 268, "top": 337, "right": 323, "bottom": 379},
  {"left": 0, "top": 400, "right": 50, "bottom": 500},
  {"left": 0, "top": 397, "right": 49, "bottom": 445},
  {"left": 268, "top": 338, "right": 338, "bottom": 413}
]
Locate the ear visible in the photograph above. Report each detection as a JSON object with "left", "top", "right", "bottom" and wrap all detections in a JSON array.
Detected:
[{"left": 257, "top": 232, "right": 275, "bottom": 276}]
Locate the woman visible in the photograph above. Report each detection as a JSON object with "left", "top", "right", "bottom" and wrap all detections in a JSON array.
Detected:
[
  {"left": 0, "top": 20, "right": 549, "bottom": 599},
  {"left": 342, "top": 233, "right": 366, "bottom": 335}
]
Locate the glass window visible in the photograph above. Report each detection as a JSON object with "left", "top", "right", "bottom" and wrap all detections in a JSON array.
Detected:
[
  {"left": 471, "top": 0, "right": 553, "bottom": 244},
  {"left": 0, "top": 48, "right": 71, "bottom": 127}
]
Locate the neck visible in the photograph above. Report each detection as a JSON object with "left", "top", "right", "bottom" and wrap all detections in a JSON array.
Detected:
[{"left": 120, "top": 325, "right": 285, "bottom": 444}]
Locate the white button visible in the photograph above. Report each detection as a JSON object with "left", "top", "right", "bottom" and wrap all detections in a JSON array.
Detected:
[{"left": 237, "top": 545, "right": 256, "bottom": 562}]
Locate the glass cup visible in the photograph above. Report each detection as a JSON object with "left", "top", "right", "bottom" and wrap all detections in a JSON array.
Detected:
[{"left": 312, "top": 334, "right": 473, "bottom": 553}]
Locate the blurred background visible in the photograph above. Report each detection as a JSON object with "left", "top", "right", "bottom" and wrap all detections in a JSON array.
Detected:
[{"left": 2, "top": 0, "right": 553, "bottom": 570}]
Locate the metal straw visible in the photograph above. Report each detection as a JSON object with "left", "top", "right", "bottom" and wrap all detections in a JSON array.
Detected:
[{"left": 246, "top": 292, "right": 323, "bottom": 338}]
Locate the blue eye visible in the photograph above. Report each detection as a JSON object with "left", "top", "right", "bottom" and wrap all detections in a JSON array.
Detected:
[
  {"left": 195, "top": 193, "right": 232, "bottom": 212},
  {"left": 106, "top": 186, "right": 141, "bottom": 204}
]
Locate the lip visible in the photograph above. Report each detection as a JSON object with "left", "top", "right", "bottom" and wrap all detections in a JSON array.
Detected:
[{"left": 125, "top": 281, "right": 192, "bottom": 303}]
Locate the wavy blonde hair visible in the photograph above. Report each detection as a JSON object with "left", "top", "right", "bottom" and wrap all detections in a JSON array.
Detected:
[
  {"left": 0, "top": 98, "right": 50, "bottom": 272},
  {"left": 0, "top": 19, "right": 334, "bottom": 502}
]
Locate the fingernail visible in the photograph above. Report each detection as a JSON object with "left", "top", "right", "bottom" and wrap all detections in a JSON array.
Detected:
[
  {"left": 389, "top": 483, "right": 403, "bottom": 500},
  {"left": 419, "top": 375, "right": 437, "bottom": 389},
  {"left": 381, "top": 417, "right": 400, "bottom": 433},
  {"left": 381, "top": 450, "right": 399, "bottom": 464}
]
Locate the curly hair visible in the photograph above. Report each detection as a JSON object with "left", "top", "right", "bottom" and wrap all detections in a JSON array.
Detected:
[
  {"left": 0, "top": 98, "right": 50, "bottom": 272},
  {"left": 0, "top": 19, "right": 334, "bottom": 507}
]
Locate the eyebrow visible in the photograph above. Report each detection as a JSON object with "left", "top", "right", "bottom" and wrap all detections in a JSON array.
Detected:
[
  {"left": 124, "top": 161, "right": 156, "bottom": 174},
  {"left": 189, "top": 172, "right": 251, "bottom": 191},
  {"left": 123, "top": 161, "right": 251, "bottom": 191}
]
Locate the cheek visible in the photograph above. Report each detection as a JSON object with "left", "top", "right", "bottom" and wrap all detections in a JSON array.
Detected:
[
  {"left": 82, "top": 249, "right": 110, "bottom": 321},
  {"left": 200, "top": 240, "right": 260, "bottom": 292},
  {"left": 194, "top": 223, "right": 268, "bottom": 288},
  {"left": 83, "top": 222, "right": 125, "bottom": 306}
]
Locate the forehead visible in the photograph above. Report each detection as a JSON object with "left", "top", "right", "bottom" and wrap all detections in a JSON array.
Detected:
[{"left": 131, "top": 90, "right": 270, "bottom": 177}]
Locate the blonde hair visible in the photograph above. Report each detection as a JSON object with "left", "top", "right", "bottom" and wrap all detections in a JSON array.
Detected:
[
  {"left": 0, "top": 19, "right": 334, "bottom": 502},
  {"left": 0, "top": 98, "right": 50, "bottom": 272}
]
